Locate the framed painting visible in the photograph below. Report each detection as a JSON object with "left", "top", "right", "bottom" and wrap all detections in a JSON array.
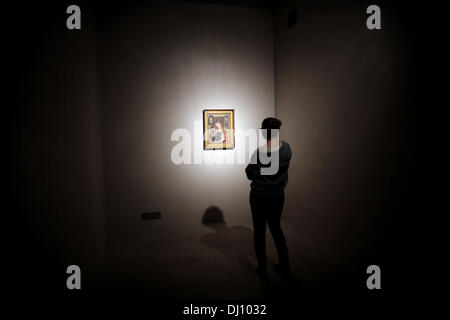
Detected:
[{"left": 203, "top": 109, "right": 235, "bottom": 150}]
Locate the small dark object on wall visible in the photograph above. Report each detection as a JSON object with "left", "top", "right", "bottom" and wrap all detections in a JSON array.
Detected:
[{"left": 288, "top": 8, "right": 297, "bottom": 29}]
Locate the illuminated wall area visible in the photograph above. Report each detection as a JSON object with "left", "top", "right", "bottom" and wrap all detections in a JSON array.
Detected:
[{"left": 98, "top": 2, "right": 275, "bottom": 241}]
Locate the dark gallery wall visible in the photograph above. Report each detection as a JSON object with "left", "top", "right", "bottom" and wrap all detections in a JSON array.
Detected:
[
  {"left": 274, "top": 0, "right": 421, "bottom": 279},
  {"left": 8, "top": 3, "right": 105, "bottom": 294},
  {"left": 97, "top": 1, "right": 274, "bottom": 243}
]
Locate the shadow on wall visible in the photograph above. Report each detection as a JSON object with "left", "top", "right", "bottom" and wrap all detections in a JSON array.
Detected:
[{"left": 201, "top": 206, "right": 259, "bottom": 274}]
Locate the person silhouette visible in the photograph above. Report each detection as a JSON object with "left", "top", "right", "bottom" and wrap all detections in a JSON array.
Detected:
[{"left": 245, "top": 117, "right": 292, "bottom": 279}]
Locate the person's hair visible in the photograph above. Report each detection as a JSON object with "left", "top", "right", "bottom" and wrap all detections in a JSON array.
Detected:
[{"left": 261, "top": 117, "right": 282, "bottom": 140}]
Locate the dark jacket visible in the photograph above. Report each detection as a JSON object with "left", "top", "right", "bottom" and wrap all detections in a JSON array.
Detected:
[{"left": 245, "top": 141, "right": 292, "bottom": 195}]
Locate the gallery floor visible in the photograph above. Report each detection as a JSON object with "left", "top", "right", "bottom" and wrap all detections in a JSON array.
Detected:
[{"left": 96, "top": 211, "right": 356, "bottom": 300}]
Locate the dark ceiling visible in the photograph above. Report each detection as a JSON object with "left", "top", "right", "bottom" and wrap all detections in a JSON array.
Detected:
[{"left": 173, "top": 0, "right": 277, "bottom": 9}]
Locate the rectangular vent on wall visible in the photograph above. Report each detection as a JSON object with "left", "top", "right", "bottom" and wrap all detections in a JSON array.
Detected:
[{"left": 141, "top": 211, "right": 162, "bottom": 221}]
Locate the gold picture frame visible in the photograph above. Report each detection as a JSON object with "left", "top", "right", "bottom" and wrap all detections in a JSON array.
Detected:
[{"left": 203, "top": 109, "right": 235, "bottom": 150}]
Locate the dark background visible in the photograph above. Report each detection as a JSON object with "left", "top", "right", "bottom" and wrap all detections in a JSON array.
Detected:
[{"left": 5, "top": 0, "right": 431, "bottom": 312}]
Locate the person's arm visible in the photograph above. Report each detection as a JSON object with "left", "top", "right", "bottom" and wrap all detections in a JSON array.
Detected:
[{"left": 245, "top": 150, "right": 261, "bottom": 181}]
